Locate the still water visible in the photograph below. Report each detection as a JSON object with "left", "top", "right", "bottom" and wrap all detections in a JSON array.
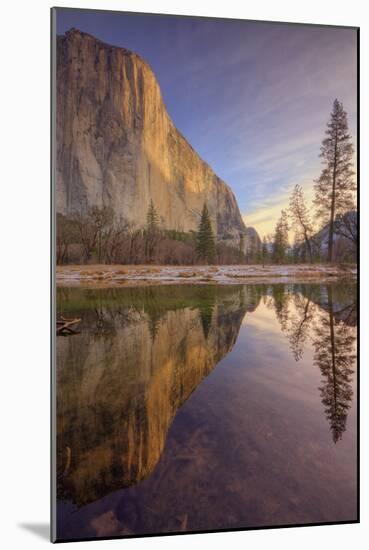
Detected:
[{"left": 56, "top": 282, "right": 357, "bottom": 540}]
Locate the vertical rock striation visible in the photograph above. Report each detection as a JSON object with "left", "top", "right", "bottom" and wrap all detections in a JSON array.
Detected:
[{"left": 56, "top": 29, "right": 247, "bottom": 237}]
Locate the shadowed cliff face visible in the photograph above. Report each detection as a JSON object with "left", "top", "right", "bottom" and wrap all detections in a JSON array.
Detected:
[
  {"left": 56, "top": 29, "right": 246, "bottom": 237},
  {"left": 57, "top": 286, "right": 258, "bottom": 506}
]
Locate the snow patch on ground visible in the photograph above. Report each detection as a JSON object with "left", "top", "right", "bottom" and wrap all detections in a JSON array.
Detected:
[{"left": 56, "top": 264, "right": 357, "bottom": 287}]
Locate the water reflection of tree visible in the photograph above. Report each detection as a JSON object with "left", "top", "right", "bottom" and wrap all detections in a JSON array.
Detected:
[
  {"left": 268, "top": 284, "right": 313, "bottom": 359},
  {"left": 268, "top": 283, "right": 356, "bottom": 443},
  {"left": 288, "top": 287, "right": 315, "bottom": 361},
  {"left": 139, "top": 288, "right": 163, "bottom": 340},
  {"left": 313, "top": 286, "right": 356, "bottom": 443},
  {"left": 270, "top": 284, "right": 291, "bottom": 331},
  {"left": 198, "top": 288, "right": 216, "bottom": 339},
  {"left": 248, "top": 284, "right": 266, "bottom": 312}
]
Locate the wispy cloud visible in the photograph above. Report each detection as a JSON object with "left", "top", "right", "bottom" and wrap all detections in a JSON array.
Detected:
[
  {"left": 242, "top": 171, "right": 318, "bottom": 238},
  {"left": 57, "top": 12, "right": 357, "bottom": 239}
]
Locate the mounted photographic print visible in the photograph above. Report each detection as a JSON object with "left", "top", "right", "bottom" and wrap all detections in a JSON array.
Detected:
[{"left": 51, "top": 7, "right": 359, "bottom": 543}]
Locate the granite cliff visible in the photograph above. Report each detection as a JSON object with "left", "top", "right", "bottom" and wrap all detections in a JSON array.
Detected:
[{"left": 56, "top": 29, "right": 252, "bottom": 240}]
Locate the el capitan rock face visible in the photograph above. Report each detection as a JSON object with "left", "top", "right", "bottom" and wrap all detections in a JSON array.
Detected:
[{"left": 56, "top": 29, "right": 248, "bottom": 237}]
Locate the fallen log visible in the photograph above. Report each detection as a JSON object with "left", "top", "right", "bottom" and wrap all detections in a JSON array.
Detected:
[{"left": 57, "top": 317, "right": 81, "bottom": 334}]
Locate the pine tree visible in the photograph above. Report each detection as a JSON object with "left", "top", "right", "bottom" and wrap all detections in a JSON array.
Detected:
[
  {"left": 272, "top": 210, "right": 289, "bottom": 264},
  {"left": 261, "top": 236, "right": 268, "bottom": 267},
  {"left": 289, "top": 184, "right": 314, "bottom": 263},
  {"left": 238, "top": 232, "right": 245, "bottom": 264},
  {"left": 146, "top": 199, "right": 159, "bottom": 230},
  {"left": 248, "top": 234, "right": 258, "bottom": 263},
  {"left": 196, "top": 203, "right": 216, "bottom": 264},
  {"left": 314, "top": 99, "right": 355, "bottom": 263},
  {"left": 145, "top": 200, "right": 160, "bottom": 262}
]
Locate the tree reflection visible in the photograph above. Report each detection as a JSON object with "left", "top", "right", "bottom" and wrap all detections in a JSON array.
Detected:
[
  {"left": 198, "top": 288, "right": 216, "bottom": 339},
  {"left": 313, "top": 286, "right": 356, "bottom": 443},
  {"left": 288, "top": 287, "right": 316, "bottom": 361},
  {"left": 269, "top": 283, "right": 356, "bottom": 443},
  {"left": 271, "top": 284, "right": 291, "bottom": 331},
  {"left": 269, "top": 284, "right": 314, "bottom": 360}
]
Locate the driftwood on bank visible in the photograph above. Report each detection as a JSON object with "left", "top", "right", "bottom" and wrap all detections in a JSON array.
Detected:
[{"left": 57, "top": 316, "right": 81, "bottom": 335}]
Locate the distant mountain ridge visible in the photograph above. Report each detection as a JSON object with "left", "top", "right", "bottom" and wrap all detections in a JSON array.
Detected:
[
  {"left": 56, "top": 29, "right": 259, "bottom": 246},
  {"left": 297, "top": 210, "right": 357, "bottom": 262}
]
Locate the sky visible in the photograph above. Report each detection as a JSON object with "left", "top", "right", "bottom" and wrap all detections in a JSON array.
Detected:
[{"left": 56, "top": 9, "right": 357, "bottom": 238}]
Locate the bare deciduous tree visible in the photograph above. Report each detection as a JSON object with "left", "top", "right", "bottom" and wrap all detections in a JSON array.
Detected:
[
  {"left": 289, "top": 184, "right": 314, "bottom": 263},
  {"left": 334, "top": 211, "right": 357, "bottom": 246},
  {"left": 56, "top": 213, "right": 77, "bottom": 264}
]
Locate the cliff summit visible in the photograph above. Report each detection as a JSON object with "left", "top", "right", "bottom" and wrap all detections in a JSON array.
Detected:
[{"left": 56, "top": 29, "right": 250, "bottom": 240}]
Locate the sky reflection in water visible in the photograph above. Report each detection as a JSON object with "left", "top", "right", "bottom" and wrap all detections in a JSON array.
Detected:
[{"left": 56, "top": 282, "right": 357, "bottom": 540}]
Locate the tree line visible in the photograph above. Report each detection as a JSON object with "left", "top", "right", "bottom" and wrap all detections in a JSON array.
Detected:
[{"left": 56, "top": 200, "right": 252, "bottom": 266}]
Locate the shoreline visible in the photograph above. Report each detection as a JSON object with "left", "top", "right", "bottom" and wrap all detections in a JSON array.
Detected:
[{"left": 56, "top": 264, "right": 357, "bottom": 288}]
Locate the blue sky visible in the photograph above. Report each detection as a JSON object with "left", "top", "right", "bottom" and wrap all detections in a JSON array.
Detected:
[{"left": 56, "top": 9, "right": 357, "bottom": 237}]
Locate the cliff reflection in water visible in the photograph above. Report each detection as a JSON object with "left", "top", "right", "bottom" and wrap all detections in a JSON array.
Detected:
[
  {"left": 57, "top": 285, "right": 260, "bottom": 506},
  {"left": 56, "top": 282, "right": 357, "bottom": 520}
]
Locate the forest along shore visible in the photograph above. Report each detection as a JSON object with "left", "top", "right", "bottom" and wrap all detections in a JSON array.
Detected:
[{"left": 56, "top": 264, "right": 357, "bottom": 287}]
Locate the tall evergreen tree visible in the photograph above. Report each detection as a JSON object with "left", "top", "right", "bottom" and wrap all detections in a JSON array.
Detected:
[
  {"left": 196, "top": 203, "right": 216, "bottom": 264},
  {"left": 314, "top": 99, "right": 355, "bottom": 263},
  {"left": 247, "top": 233, "right": 258, "bottom": 263},
  {"left": 272, "top": 210, "right": 289, "bottom": 264},
  {"left": 145, "top": 200, "right": 160, "bottom": 262},
  {"left": 238, "top": 232, "right": 245, "bottom": 264},
  {"left": 146, "top": 199, "right": 159, "bottom": 229},
  {"left": 261, "top": 236, "right": 268, "bottom": 267}
]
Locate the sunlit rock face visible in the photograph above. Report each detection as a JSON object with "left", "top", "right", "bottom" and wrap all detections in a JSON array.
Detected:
[
  {"left": 56, "top": 29, "right": 247, "bottom": 238},
  {"left": 57, "top": 286, "right": 259, "bottom": 506}
]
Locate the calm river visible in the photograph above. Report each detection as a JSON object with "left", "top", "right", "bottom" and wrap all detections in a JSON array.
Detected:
[{"left": 56, "top": 282, "right": 357, "bottom": 540}]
